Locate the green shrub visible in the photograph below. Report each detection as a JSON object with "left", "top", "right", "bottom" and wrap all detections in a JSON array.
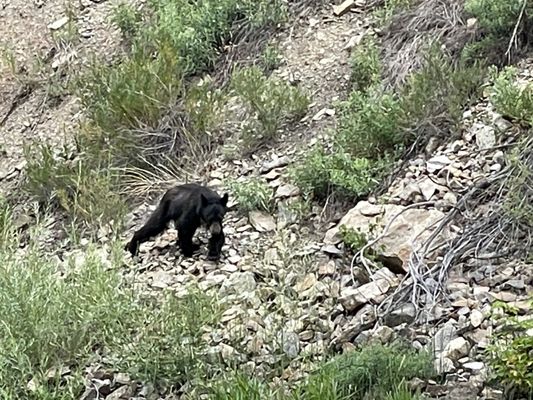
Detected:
[
  {"left": 486, "top": 299, "right": 533, "bottom": 395},
  {"left": 226, "top": 177, "right": 273, "bottom": 213},
  {"left": 491, "top": 66, "right": 533, "bottom": 126},
  {"left": 350, "top": 36, "right": 381, "bottom": 92},
  {"left": 23, "top": 141, "right": 126, "bottom": 234},
  {"left": 111, "top": 2, "right": 142, "bottom": 38},
  {"left": 339, "top": 225, "right": 369, "bottom": 252},
  {"left": 261, "top": 44, "right": 283, "bottom": 72},
  {"left": 231, "top": 66, "right": 310, "bottom": 152},
  {"left": 465, "top": 0, "right": 533, "bottom": 37},
  {"left": 293, "top": 44, "right": 483, "bottom": 200}
]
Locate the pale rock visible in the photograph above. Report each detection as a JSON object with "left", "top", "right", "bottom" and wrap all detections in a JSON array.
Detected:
[
  {"left": 275, "top": 183, "right": 300, "bottom": 198},
  {"left": 318, "top": 260, "right": 336, "bottom": 275},
  {"left": 472, "top": 123, "right": 496, "bottom": 149},
  {"left": 418, "top": 176, "right": 439, "bottom": 200},
  {"left": 466, "top": 17, "right": 477, "bottom": 29},
  {"left": 493, "top": 116, "right": 512, "bottom": 132},
  {"left": 433, "top": 322, "right": 456, "bottom": 355},
  {"left": 443, "top": 191, "right": 457, "bottom": 205},
  {"left": 106, "top": 386, "right": 131, "bottom": 400},
  {"left": 281, "top": 330, "right": 300, "bottom": 358},
  {"left": 324, "top": 201, "right": 449, "bottom": 273},
  {"left": 48, "top": 16, "right": 69, "bottom": 30},
  {"left": 462, "top": 361, "right": 485, "bottom": 372},
  {"left": 434, "top": 355, "right": 455, "bottom": 374},
  {"left": 339, "top": 279, "right": 391, "bottom": 311},
  {"left": 249, "top": 211, "right": 276, "bottom": 232},
  {"left": 333, "top": 0, "right": 355, "bottom": 16},
  {"left": 370, "top": 326, "right": 394, "bottom": 344},
  {"left": 443, "top": 337, "right": 470, "bottom": 361},
  {"left": 343, "top": 34, "right": 363, "bottom": 51},
  {"left": 220, "top": 271, "right": 256, "bottom": 296},
  {"left": 426, "top": 155, "right": 452, "bottom": 173},
  {"left": 470, "top": 309, "right": 484, "bottom": 328},
  {"left": 151, "top": 271, "right": 174, "bottom": 289},
  {"left": 294, "top": 273, "right": 317, "bottom": 293}
]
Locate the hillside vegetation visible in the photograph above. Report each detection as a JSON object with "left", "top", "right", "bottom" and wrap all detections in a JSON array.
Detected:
[{"left": 0, "top": 0, "right": 532, "bottom": 398}]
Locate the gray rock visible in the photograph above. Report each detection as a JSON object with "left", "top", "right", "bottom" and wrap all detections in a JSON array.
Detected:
[
  {"left": 384, "top": 303, "right": 416, "bottom": 327},
  {"left": 220, "top": 272, "right": 256, "bottom": 296},
  {"left": 433, "top": 355, "right": 455, "bottom": 374},
  {"left": 281, "top": 330, "right": 300, "bottom": 359},
  {"left": 339, "top": 279, "right": 391, "bottom": 311},
  {"left": 462, "top": 361, "right": 484, "bottom": 372},
  {"left": 433, "top": 322, "right": 457, "bottom": 356},
  {"left": 470, "top": 309, "right": 484, "bottom": 328},
  {"left": 249, "top": 211, "right": 276, "bottom": 232},
  {"left": 473, "top": 123, "right": 496, "bottom": 149},
  {"left": 442, "top": 337, "right": 470, "bottom": 361},
  {"left": 260, "top": 156, "right": 290, "bottom": 173}
]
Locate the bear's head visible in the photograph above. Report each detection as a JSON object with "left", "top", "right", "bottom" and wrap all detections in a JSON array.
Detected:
[{"left": 200, "top": 192, "right": 229, "bottom": 236}]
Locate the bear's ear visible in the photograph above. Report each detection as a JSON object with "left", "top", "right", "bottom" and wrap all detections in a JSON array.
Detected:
[
  {"left": 201, "top": 194, "right": 208, "bottom": 207},
  {"left": 221, "top": 193, "right": 229, "bottom": 207}
]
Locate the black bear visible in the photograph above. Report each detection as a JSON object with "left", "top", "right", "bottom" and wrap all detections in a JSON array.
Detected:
[{"left": 126, "top": 183, "right": 229, "bottom": 261}]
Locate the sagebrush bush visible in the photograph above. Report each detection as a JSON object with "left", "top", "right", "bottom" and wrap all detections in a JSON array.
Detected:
[
  {"left": 491, "top": 66, "right": 533, "bottom": 126},
  {"left": 231, "top": 66, "right": 310, "bottom": 152},
  {"left": 293, "top": 43, "right": 483, "bottom": 200},
  {"left": 111, "top": 2, "right": 142, "bottom": 38},
  {"left": 226, "top": 177, "right": 273, "bottom": 213}
]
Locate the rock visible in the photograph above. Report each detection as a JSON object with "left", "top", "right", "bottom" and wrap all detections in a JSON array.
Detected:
[
  {"left": 433, "top": 323, "right": 457, "bottom": 356},
  {"left": 79, "top": 388, "right": 97, "bottom": 400},
  {"left": 151, "top": 271, "right": 174, "bottom": 289},
  {"left": 321, "top": 244, "right": 343, "bottom": 256},
  {"left": 294, "top": 273, "right": 317, "bottom": 293},
  {"left": 318, "top": 260, "right": 336, "bottom": 275},
  {"left": 333, "top": 0, "right": 355, "bottom": 16},
  {"left": 106, "top": 385, "right": 132, "bottom": 400},
  {"left": 339, "top": 279, "right": 391, "bottom": 311},
  {"left": 47, "top": 16, "right": 69, "bottom": 30},
  {"left": 343, "top": 34, "right": 363, "bottom": 51},
  {"left": 281, "top": 331, "right": 300, "bottom": 359},
  {"left": 249, "top": 211, "right": 276, "bottom": 232},
  {"left": 331, "top": 305, "right": 376, "bottom": 346},
  {"left": 445, "top": 382, "right": 480, "bottom": 400},
  {"left": 462, "top": 361, "right": 484, "bottom": 372},
  {"left": 370, "top": 326, "right": 394, "bottom": 344},
  {"left": 275, "top": 184, "right": 300, "bottom": 198},
  {"left": 470, "top": 309, "right": 484, "bottom": 328},
  {"left": 384, "top": 303, "right": 416, "bottom": 327},
  {"left": 434, "top": 355, "right": 455, "bottom": 374},
  {"left": 325, "top": 201, "right": 450, "bottom": 273},
  {"left": 219, "top": 272, "right": 256, "bottom": 296},
  {"left": 426, "top": 155, "right": 452, "bottom": 173},
  {"left": 425, "top": 137, "right": 440, "bottom": 156},
  {"left": 443, "top": 337, "right": 470, "bottom": 361},
  {"left": 472, "top": 123, "right": 496, "bottom": 149},
  {"left": 418, "top": 176, "right": 441, "bottom": 201},
  {"left": 259, "top": 156, "right": 290, "bottom": 173},
  {"left": 493, "top": 116, "right": 512, "bottom": 132},
  {"left": 466, "top": 17, "right": 477, "bottom": 29}
]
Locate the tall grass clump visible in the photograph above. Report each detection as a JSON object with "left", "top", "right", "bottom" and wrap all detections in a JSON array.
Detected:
[
  {"left": 490, "top": 66, "right": 533, "bottom": 126},
  {"left": 0, "top": 203, "right": 221, "bottom": 398},
  {"left": 226, "top": 177, "right": 274, "bottom": 213},
  {"left": 208, "top": 343, "right": 434, "bottom": 400}
]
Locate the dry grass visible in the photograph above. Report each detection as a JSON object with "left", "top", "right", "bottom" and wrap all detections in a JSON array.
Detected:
[{"left": 380, "top": 0, "right": 477, "bottom": 89}]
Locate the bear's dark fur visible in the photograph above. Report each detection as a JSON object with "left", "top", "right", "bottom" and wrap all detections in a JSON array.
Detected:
[{"left": 126, "top": 183, "right": 229, "bottom": 261}]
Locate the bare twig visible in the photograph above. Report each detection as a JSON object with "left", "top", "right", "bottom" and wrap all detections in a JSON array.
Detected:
[{"left": 505, "top": 0, "right": 528, "bottom": 63}]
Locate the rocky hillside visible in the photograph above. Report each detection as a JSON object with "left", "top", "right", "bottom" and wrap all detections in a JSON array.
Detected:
[{"left": 0, "top": 0, "right": 532, "bottom": 399}]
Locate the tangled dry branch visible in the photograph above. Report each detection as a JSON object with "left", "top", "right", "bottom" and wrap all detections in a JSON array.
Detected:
[{"left": 351, "top": 133, "right": 533, "bottom": 324}]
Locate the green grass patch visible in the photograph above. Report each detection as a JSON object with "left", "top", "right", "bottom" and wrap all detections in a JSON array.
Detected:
[
  {"left": 0, "top": 204, "right": 221, "bottom": 398},
  {"left": 207, "top": 342, "right": 434, "bottom": 400}
]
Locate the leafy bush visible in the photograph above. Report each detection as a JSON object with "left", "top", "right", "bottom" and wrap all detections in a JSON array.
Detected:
[
  {"left": 350, "top": 36, "right": 381, "bottom": 92},
  {"left": 486, "top": 299, "right": 533, "bottom": 395},
  {"left": 111, "top": 2, "right": 142, "bottom": 39},
  {"left": 293, "top": 44, "right": 484, "bottom": 200},
  {"left": 465, "top": 0, "right": 533, "bottom": 37},
  {"left": 226, "top": 177, "right": 273, "bottom": 213},
  {"left": 491, "top": 66, "right": 533, "bottom": 126},
  {"left": 23, "top": 141, "right": 126, "bottom": 233},
  {"left": 0, "top": 208, "right": 221, "bottom": 398},
  {"left": 231, "top": 66, "right": 310, "bottom": 152},
  {"left": 261, "top": 44, "right": 283, "bottom": 72}
]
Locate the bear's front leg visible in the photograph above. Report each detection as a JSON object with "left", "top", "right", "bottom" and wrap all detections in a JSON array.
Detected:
[{"left": 207, "top": 231, "right": 225, "bottom": 261}]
